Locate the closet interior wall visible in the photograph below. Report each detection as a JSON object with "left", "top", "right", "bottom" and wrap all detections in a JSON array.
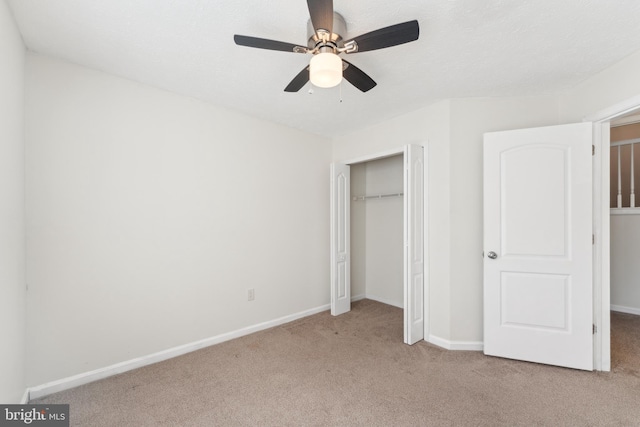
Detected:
[{"left": 350, "top": 155, "right": 404, "bottom": 308}]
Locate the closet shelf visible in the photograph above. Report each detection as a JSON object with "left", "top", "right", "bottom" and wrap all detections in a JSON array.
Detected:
[{"left": 352, "top": 192, "right": 404, "bottom": 201}]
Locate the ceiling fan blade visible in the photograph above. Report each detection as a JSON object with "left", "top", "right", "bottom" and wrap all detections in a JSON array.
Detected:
[
  {"left": 343, "top": 20, "right": 419, "bottom": 53},
  {"left": 307, "top": 0, "right": 333, "bottom": 34},
  {"left": 342, "top": 60, "right": 377, "bottom": 92},
  {"left": 234, "top": 35, "right": 308, "bottom": 53},
  {"left": 284, "top": 67, "right": 310, "bottom": 92}
]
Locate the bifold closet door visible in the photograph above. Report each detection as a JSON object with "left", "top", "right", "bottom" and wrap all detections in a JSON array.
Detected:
[
  {"left": 404, "top": 145, "right": 425, "bottom": 345},
  {"left": 330, "top": 163, "right": 351, "bottom": 316}
]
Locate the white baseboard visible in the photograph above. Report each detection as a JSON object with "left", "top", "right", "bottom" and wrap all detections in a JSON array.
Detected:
[
  {"left": 351, "top": 293, "right": 366, "bottom": 302},
  {"left": 365, "top": 293, "right": 403, "bottom": 309},
  {"left": 611, "top": 304, "right": 640, "bottom": 316},
  {"left": 29, "top": 303, "right": 330, "bottom": 400},
  {"left": 21, "top": 388, "right": 30, "bottom": 404},
  {"left": 427, "top": 334, "right": 484, "bottom": 351}
]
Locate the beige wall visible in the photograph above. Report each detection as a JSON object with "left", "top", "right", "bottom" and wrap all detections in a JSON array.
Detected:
[
  {"left": 611, "top": 122, "right": 640, "bottom": 142},
  {"left": 0, "top": 0, "right": 26, "bottom": 403},
  {"left": 610, "top": 123, "right": 640, "bottom": 208}
]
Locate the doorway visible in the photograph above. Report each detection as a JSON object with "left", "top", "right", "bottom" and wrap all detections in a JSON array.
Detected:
[
  {"left": 606, "top": 114, "right": 640, "bottom": 370},
  {"left": 609, "top": 115, "right": 640, "bottom": 316},
  {"left": 589, "top": 93, "right": 640, "bottom": 371},
  {"left": 330, "top": 145, "right": 426, "bottom": 345}
]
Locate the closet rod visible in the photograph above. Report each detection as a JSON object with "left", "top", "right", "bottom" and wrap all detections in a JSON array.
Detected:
[{"left": 352, "top": 192, "right": 404, "bottom": 201}]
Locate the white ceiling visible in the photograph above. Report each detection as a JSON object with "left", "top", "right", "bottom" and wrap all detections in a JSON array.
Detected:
[{"left": 7, "top": 0, "right": 640, "bottom": 137}]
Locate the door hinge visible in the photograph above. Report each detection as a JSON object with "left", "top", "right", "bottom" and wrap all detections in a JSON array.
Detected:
[
  {"left": 593, "top": 324, "right": 597, "bottom": 334},
  {"left": 592, "top": 145, "right": 595, "bottom": 156}
]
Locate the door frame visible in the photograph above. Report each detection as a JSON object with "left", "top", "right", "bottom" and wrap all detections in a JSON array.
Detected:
[
  {"left": 337, "top": 144, "right": 430, "bottom": 342},
  {"left": 586, "top": 93, "right": 640, "bottom": 371}
]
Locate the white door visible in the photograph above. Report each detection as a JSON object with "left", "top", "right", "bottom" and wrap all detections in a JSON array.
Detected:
[
  {"left": 330, "top": 163, "right": 351, "bottom": 316},
  {"left": 483, "top": 123, "right": 593, "bottom": 370},
  {"left": 405, "top": 145, "right": 425, "bottom": 344}
]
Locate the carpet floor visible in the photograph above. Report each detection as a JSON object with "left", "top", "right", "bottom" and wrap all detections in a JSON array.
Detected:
[{"left": 33, "top": 299, "right": 640, "bottom": 426}]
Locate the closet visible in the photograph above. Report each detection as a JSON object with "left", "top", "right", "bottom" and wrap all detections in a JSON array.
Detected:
[
  {"left": 330, "top": 144, "right": 425, "bottom": 345},
  {"left": 350, "top": 155, "right": 404, "bottom": 308}
]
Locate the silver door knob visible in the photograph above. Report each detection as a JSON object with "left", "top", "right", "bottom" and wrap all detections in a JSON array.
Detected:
[{"left": 487, "top": 251, "right": 497, "bottom": 259}]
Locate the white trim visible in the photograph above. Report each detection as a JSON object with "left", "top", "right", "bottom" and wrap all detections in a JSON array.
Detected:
[
  {"left": 366, "top": 293, "right": 403, "bottom": 309},
  {"left": 610, "top": 207, "right": 640, "bottom": 215},
  {"left": 342, "top": 147, "right": 405, "bottom": 166},
  {"left": 423, "top": 143, "right": 430, "bottom": 342},
  {"left": 611, "top": 305, "right": 640, "bottom": 316},
  {"left": 427, "top": 334, "right": 484, "bottom": 351},
  {"left": 351, "top": 293, "right": 366, "bottom": 302},
  {"left": 591, "top": 120, "right": 611, "bottom": 372},
  {"left": 21, "top": 389, "right": 30, "bottom": 404},
  {"left": 28, "top": 304, "right": 330, "bottom": 400}
]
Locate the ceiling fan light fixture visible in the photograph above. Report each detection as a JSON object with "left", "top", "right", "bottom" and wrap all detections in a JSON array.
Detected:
[{"left": 309, "top": 52, "right": 342, "bottom": 88}]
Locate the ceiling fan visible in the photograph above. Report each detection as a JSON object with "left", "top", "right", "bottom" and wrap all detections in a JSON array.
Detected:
[{"left": 233, "top": 0, "right": 419, "bottom": 93}]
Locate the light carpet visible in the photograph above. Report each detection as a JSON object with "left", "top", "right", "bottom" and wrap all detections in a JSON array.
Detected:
[{"left": 32, "top": 299, "right": 640, "bottom": 426}]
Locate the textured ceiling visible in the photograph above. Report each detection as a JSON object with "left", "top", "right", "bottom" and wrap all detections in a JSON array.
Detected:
[{"left": 7, "top": 0, "right": 640, "bottom": 137}]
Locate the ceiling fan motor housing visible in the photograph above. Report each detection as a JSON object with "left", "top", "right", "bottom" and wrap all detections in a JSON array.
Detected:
[{"left": 307, "top": 12, "right": 347, "bottom": 52}]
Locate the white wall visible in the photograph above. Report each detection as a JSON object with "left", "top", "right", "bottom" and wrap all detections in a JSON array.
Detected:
[
  {"left": 0, "top": 0, "right": 26, "bottom": 403},
  {"left": 610, "top": 214, "right": 640, "bottom": 313},
  {"left": 560, "top": 49, "right": 640, "bottom": 122},
  {"left": 25, "top": 54, "right": 332, "bottom": 386},
  {"left": 447, "top": 96, "right": 560, "bottom": 342}
]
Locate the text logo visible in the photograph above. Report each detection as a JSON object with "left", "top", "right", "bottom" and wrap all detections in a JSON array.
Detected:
[{"left": 0, "top": 405, "right": 69, "bottom": 427}]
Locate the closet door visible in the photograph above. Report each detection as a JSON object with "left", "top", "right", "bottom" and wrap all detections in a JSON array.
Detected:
[
  {"left": 330, "top": 163, "right": 351, "bottom": 316},
  {"left": 405, "top": 145, "right": 425, "bottom": 344}
]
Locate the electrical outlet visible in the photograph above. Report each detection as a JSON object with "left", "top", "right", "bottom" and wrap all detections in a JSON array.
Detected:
[{"left": 247, "top": 288, "right": 255, "bottom": 301}]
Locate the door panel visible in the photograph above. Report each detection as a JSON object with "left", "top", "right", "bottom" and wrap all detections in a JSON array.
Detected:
[
  {"left": 501, "top": 146, "right": 568, "bottom": 257},
  {"left": 484, "top": 123, "right": 593, "bottom": 370},
  {"left": 331, "top": 163, "right": 350, "bottom": 316}
]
